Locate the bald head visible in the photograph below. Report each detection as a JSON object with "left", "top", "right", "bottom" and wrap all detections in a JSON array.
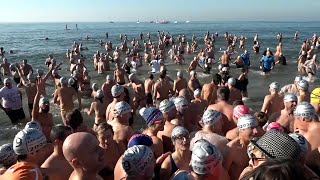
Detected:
[{"left": 179, "top": 88, "right": 190, "bottom": 102}]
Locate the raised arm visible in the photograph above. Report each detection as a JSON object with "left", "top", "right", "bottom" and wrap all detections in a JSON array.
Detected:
[{"left": 32, "top": 78, "right": 45, "bottom": 119}]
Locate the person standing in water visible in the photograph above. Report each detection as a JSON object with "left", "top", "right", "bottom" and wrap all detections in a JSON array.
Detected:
[{"left": 260, "top": 50, "right": 275, "bottom": 75}]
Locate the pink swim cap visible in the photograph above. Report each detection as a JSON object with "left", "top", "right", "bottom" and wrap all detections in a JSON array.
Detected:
[
  {"left": 266, "top": 122, "right": 284, "bottom": 132},
  {"left": 233, "top": 105, "right": 250, "bottom": 119}
]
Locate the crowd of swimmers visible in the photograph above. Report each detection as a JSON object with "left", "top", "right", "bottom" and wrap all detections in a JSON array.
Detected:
[{"left": 0, "top": 29, "right": 319, "bottom": 180}]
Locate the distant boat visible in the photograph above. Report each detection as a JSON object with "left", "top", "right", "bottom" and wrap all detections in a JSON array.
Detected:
[
  {"left": 109, "top": 21, "right": 114, "bottom": 23},
  {"left": 186, "top": 20, "right": 190, "bottom": 23},
  {"left": 174, "top": 21, "right": 178, "bottom": 24},
  {"left": 137, "top": 21, "right": 140, "bottom": 24},
  {"left": 159, "top": 20, "right": 169, "bottom": 24}
]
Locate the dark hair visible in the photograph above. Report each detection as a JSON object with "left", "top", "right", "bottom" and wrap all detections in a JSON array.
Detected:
[
  {"left": 149, "top": 74, "right": 154, "bottom": 80},
  {"left": 242, "top": 66, "right": 249, "bottom": 73},
  {"left": 96, "top": 122, "right": 114, "bottom": 136},
  {"left": 160, "top": 70, "right": 166, "bottom": 79},
  {"left": 212, "top": 73, "right": 221, "bottom": 84},
  {"left": 233, "top": 100, "right": 244, "bottom": 106},
  {"left": 17, "top": 154, "right": 28, "bottom": 162},
  {"left": 66, "top": 109, "right": 83, "bottom": 130},
  {"left": 50, "top": 125, "right": 72, "bottom": 142},
  {"left": 254, "top": 112, "right": 269, "bottom": 128},
  {"left": 217, "top": 87, "right": 230, "bottom": 101},
  {"left": 240, "top": 159, "right": 306, "bottom": 180}
]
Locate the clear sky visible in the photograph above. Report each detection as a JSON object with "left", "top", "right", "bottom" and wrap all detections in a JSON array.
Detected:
[{"left": 0, "top": 0, "right": 319, "bottom": 22}]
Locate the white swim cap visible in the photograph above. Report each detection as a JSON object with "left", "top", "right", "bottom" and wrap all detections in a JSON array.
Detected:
[
  {"left": 3, "top": 78, "right": 12, "bottom": 84},
  {"left": 128, "top": 73, "right": 136, "bottom": 81},
  {"left": 52, "top": 69, "right": 58, "bottom": 75},
  {"left": 218, "top": 64, "right": 223, "bottom": 71},
  {"left": 114, "top": 101, "right": 131, "bottom": 116},
  {"left": 27, "top": 73, "right": 36, "bottom": 82},
  {"left": 159, "top": 99, "right": 176, "bottom": 113},
  {"left": 59, "top": 77, "right": 68, "bottom": 86},
  {"left": 289, "top": 133, "right": 308, "bottom": 158},
  {"left": 95, "top": 89, "right": 104, "bottom": 99},
  {"left": 39, "top": 97, "right": 50, "bottom": 107},
  {"left": 227, "top": 77, "right": 236, "bottom": 86},
  {"left": 106, "top": 75, "right": 113, "bottom": 81},
  {"left": 68, "top": 77, "right": 75, "bottom": 86},
  {"left": 194, "top": 89, "right": 201, "bottom": 98},
  {"left": 269, "top": 82, "right": 280, "bottom": 91},
  {"left": 9, "top": 64, "right": 16, "bottom": 71},
  {"left": 24, "top": 121, "right": 42, "bottom": 131},
  {"left": 284, "top": 93, "right": 298, "bottom": 103},
  {"left": 293, "top": 102, "right": 316, "bottom": 119},
  {"left": 0, "top": 143, "right": 17, "bottom": 167},
  {"left": 237, "top": 114, "right": 258, "bottom": 130},
  {"left": 177, "top": 71, "right": 183, "bottom": 78},
  {"left": 192, "top": 139, "right": 211, "bottom": 151},
  {"left": 201, "top": 109, "right": 222, "bottom": 126},
  {"left": 36, "top": 69, "right": 44, "bottom": 77},
  {"left": 171, "top": 126, "right": 189, "bottom": 140},
  {"left": 174, "top": 96, "right": 188, "bottom": 108},
  {"left": 111, "top": 84, "right": 124, "bottom": 97},
  {"left": 13, "top": 128, "right": 47, "bottom": 155},
  {"left": 298, "top": 80, "right": 309, "bottom": 91},
  {"left": 191, "top": 141, "right": 223, "bottom": 175},
  {"left": 91, "top": 83, "right": 98, "bottom": 91},
  {"left": 190, "top": 70, "right": 196, "bottom": 76},
  {"left": 122, "top": 145, "right": 154, "bottom": 176},
  {"left": 294, "top": 76, "right": 302, "bottom": 82},
  {"left": 222, "top": 67, "right": 228, "bottom": 72}
]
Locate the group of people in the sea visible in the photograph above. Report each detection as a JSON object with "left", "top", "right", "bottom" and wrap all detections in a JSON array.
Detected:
[{"left": 0, "top": 28, "right": 319, "bottom": 180}]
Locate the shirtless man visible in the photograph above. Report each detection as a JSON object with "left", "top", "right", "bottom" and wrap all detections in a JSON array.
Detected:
[
  {"left": 105, "top": 84, "right": 125, "bottom": 122},
  {"left": 268, "top": 93, "right": 297, "bottom": 133},
  {"left": 220, "top": 51, "right": 230, "bottom": 67},
  {"left": 297, "top": 79, "right": 310, "bottom": 104},
  {"left": 201, "top": 73, "right": 221, "bottom": 105},
  {"left": 101, "top": 75, "right": 115, "bottom": 106},
  {"left": 158, "top": 99, "right": 177, "bottom": 153},
  {"left": 294, "top": 102, "right": 320, "bottom": 175},
  {"left": 53, "top": 77, "right": 81, "bottom": 125},
  {"left": 111, "top": 101, "right": 134, "bottom": 147},
  {"left": 173, "top": 71, "right": 187, "bottom": 96},
  {"left": 41, "top": 125, "right": 73, "bottom": 180},
  {"left": 171, "top": 96, "right": 188, "bottom": 126},
  {"left": 63, "top": 132, "right": 106, "bottom": 180},
  {"left": 126, "top": 73, "right": 146, "bottom": 113},
  {"left": 207, "top": 87, "right": 235, "bottom": 135},
  {"left": 188, "top": 57, "right": 203, "bottom": 72},
  {"left": 0, "top": 58, "right": 10, "bottom": 76},
  {"left": 279, "top": 76, "right": 302, "bottom": 96},
  {"left": 84, "top": 90, "right": 108, "bottom": 130},
  {"left": 153, "top": 72, "right": 173, "bottom": 107},
  {"left": 113, "top": 63, "right": 128, "bottom": 85},
  {"left": 174, "top": 51, "right": 185, "bottom": 65},
  {"left": 144, "top": 74, "right": 154, "bottom": 107},
  {"left": 19, "top": 59, "right": 34, "bottom": 77},
  {"left": 45, "top": 54, "right": 56, "bottom": 68},
  {"left": 188, "top": 71, "right": 201, "bottom": 97},
  {"left": 227, "top": 77, "right": 242, "bottom": 105},
  {"left": 261, "top": 82, "right": 284, "bottom": 117},
  {"left": 191, "top": 89, "right": 207, "bottom": 117}
]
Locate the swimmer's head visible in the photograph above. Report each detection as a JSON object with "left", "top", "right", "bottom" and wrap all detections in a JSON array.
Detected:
[
  {"left": 294, "top": 75, "right": 302, "bottom": 83},
  {"left": 0, "top": 143, "right": 17, "bottom": 168},
  {"left": 227, "top": 77, "right": 236, "bottom": 86},
  {"left": 269, "top": 82, "right": 280, "bottom": 92},
  {"left": 95, "top": 90, "right": 104, "bottom": 99},
  {"left": 59, "top": 77, "right": 68, "bottom": 87},
  {"left": 194, "top": 89, "right": 201, "bottom": 98},
  {"left": 201, "top": 109, "right": 222, "bottom": 127},
  {"left": 190, "top": 70, "right": 196, "bottom": 77},
  {"left": 68, "top": 78, "right": 75, "bottom": 87},
  {"left": 128, "top": 73, "right": 136, "bottom": 82},
  {"left": 27, "top": 73, "right": 36, "bottom": 83},
  {"left": 39, "top": 97, "right": 50, "bottom": 113},
  {"left": 91, "top": 83, "right": 99, "bottom": 91},
  {"left": 3, "top": 58, "right": 7, "bottom": 63},
  {"left": 298, "top": 80, "right": 309, "bottom": 91},
  {"left": 111, "top": 84, "right": 124, "bottom": 98},
  {"left": 294, "top": 102, "right": 317, "bottom": 121},
  {"left": 177, "top": 71, "right": 183, "bottom": 78},
  {"left": 106, "top": 75, "right": 113, "bottom": 81}
]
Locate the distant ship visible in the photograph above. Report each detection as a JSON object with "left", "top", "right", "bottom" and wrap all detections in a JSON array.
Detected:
[
  {"left": 159, "top": 20, "right": 169, "bottom": 24},
  {"left": 137, "top": 21, "right": 140, "bottom": 24},
  {"left": 186, "top": 20, "right": 190, "bottom": 23},
  {"left": 174, "top": 21, "right": 178, "bottom": 24}
]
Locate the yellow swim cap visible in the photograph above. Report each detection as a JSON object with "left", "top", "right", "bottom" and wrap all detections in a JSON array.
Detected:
[{"left": 311, "top": 88, "right": 320, "bottom": 103}]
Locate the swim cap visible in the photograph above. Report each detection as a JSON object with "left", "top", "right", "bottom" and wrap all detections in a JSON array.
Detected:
[
  {"left": 289, "top": 133, "right": 308, "bottom": 158},
  {"left": 227, "top": 77, "right": 236, "bottom": 86},
  {"left": 298, "top": 80, "right": 309, "bottom": 91},
  {"left": 218, "top": 64, "right": 223, "bottom": 71},
  {"left": 128, "top": 134, "right": 153, "bottom": 148},
  {"left": 284, "top": 93, "right": 298, "bottom": 103},
  {"left": 0, "top": 143, "right": 17, "bottom": 167},
  {"left": 293, "top": 102, "right": 316, "bottom": 119},
  {"left": 122, "top": 145, "right": 154, "bottom": 176},
  {"left": 114, "top": 101, "right": 131, "bottom": 116},
  {"left": 59, "top": 77, "right": 68, "bottom": 86},
  {"left": 9, "top": 64, "right": 16, "bottom": 71},
  {"left": 221, "top": 67, "right": 228, "bottom": 72},
  {"left": 190, "top": 70, "right": 196, "bottom": 76},
  {"left": 140, "top": 107, "right": 163, "bottom": 127},
  {"left": 128, "top": 73, "right": 136, "bottom": 81},
  {"left": 92, "top": 83, "right": 98, "bottom": 91},
  {"left": 68, "top": 77, "right": 75, "bottom": 86},
  {"left": 13, "top": 128, "right": 47, "bottom": 155},
  {"left": 24, "top": 121, "right": 42, "bottom": 131},
  {"left": 251, "top": 130, "right": 301, "bottom": 160},
  {"left": 201, "top": 109, "right": 222, "bottom": 126},
  {"left": 170, "top": 170, "right": 189, "bottom": 180},
  {"left": 36, "top": 69, "right": 44, "bottom": 77},
  {"left": 159, "top": 99, "right": 176, "bottom": 113},
  {"left": 194, "top": 89, "right": 201, "bottom": 98},
  {"left": 171, "top": 126, "right": 189, "bottom": 140},
  {"left": 266, "top": 122, "right": 284, "bottom": 132},
  {"left": 174, "top": 96, "right": 188, "bottom": 108},
  {"left": 95, "top": 89, "right": 104, "bottom": 99},
  {"left": 269, "top": 82, "right": 280, "bottom": 91},
  {"left": 177, "top": 71, "right": 183, "bottom": 78},
  {"left": 237, "top": 114, "right": 258, "bottom": 130},
  {"left": 52, "top": 69, "right": 58, "bottom": 75},
  {"left": 233, "top": 105, "right": 250, "bottom": 119},
  {"left": 111, "top": 84, "right": 124, "bottom": 97},
  {"left": 191, "top": 141, "right": 222, "bottom": 175},
  {"left": 106, "top": 75, "right": 113, "bottom": 81},
  {"left": 311, "top": 88, "right": 320, "bottom": 103},
  {"left": 27, "top": 73, "right": 36, "bottom": 82},
  {"left": 3, "top": 78, "right": 12, "bottom": 84},
  {"left": 295, "top": 76, "right": 302, "bottom": 82},
  {"left": 39, "top": 97, "right": 50, "bottom": 107}
]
